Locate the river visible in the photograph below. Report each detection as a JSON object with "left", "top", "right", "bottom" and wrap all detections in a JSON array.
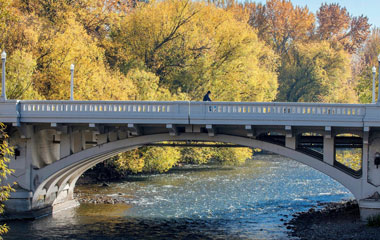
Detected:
[{"left": 4, "top": 155, "right": 353, "bottom": 239}]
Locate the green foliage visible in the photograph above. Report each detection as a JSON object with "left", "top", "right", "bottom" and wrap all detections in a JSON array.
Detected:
[
  {"left": 277, "top": 41, "right": 357, "bottom": 103},
  {"left": 356, "top": 65, "right": 374, "bottom": 104},
  {"left": 0, "top": 123, "right": 15, "bottom": 236}
]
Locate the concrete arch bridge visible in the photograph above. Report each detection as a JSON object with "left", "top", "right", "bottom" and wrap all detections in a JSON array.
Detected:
[{"left": 1, "top": 100, "right": 380, "bottom": 220}]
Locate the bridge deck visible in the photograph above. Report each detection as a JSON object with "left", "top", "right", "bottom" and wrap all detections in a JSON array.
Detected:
[{"left": 1, "top": 100, "right": 379, "bottom": 128}]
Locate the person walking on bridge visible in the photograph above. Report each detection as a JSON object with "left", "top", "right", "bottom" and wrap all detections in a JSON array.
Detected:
[{"left": 203, "top": 91, "right": 212, "bottom": 101}]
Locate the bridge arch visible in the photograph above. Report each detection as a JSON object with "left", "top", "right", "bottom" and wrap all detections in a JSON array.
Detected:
[{"left": 32, "top": 133, "right": 362, "bottom": 209}]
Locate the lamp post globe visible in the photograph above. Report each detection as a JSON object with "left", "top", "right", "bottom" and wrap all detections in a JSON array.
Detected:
[{"left": 1, "top": 51, "right": 6, "bottom": 101}]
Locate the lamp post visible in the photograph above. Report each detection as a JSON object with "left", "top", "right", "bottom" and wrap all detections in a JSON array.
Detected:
[
  {"left": 1, "top": 51, "right": 6, "bottom": 101},
  {"left": 378, "top": 54, "right": 380, "bottom": 104},
  {"left": 70, "top": 64, "right": 74, "bottom": 101},
  {"left": 373, "top": 66, "right": 377, "bottom": 103}
]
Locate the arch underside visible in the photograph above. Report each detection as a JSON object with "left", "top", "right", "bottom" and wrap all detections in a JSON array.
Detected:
[{"left": 32, "top": 133, "right": 362, "bottom": 208}]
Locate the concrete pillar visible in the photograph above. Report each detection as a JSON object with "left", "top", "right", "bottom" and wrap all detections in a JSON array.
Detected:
[
  {"left": 285, "top": 126, "right": 296, "bottom": 149},
  {"left": 81, "top": 131, "right": 87, "bottom": 150},
  {"left": 97, "top": 134, "right": 108, "bottom": 144},
  {"left": 323, "top": 136, "right": 334, "bottom": 165},
  {"left": 60, "top": 133, "right": 71, "bottom": 158},
  {"left": 118, "top": 130, "right": 128, "bottom": 140},
  {"left": 108, "top": 131, "right": 118, "bottom": 142},
  {"left": 362, "top": 128, "right": 369, "bottom": 180},
  {"left": 70, "top": 131, "right": 82, "bottom": 153},
  {"left": 285, "top": 136, "right": 296, "bottom": 149}
]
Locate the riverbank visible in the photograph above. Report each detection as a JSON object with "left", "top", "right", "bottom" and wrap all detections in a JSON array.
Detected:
[{"left": 287, "top": 200, "right": 380, "bottom": 240}]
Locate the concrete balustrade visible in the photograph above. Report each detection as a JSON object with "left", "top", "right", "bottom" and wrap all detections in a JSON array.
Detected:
[
  {"left": 203, "top": 102, "right": 364, "bottom": 116},
  {"left": 16, "top": 101, "right": 190, "bottom": 124}
]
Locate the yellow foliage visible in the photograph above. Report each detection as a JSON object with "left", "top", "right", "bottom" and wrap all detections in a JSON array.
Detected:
[
  {"left": 0, "top": 123, "right": 15, "bottom": 236},
  {"left": 115, "top": 150, "right": 145, "bottom": 174},
  {"left": 35, "top": 17, "right": 136, "bottom": 101},
  {"left": 3, "top": 49, "right": 41, "bottom": 100},
  {"left": 142, "top": 147, "right": 181, "bottom": 173},
  {"left": 211, "top": 147, "right": 252, "bottom": 165},
  {"left": 112, "top": 0, "right": 278, "bottom": 102},
  {"left": 335, "top": 148, "right": 362, "bottom": 172},
  {"left": 116, "top": 147, "right": 181, "bottom": 173}
]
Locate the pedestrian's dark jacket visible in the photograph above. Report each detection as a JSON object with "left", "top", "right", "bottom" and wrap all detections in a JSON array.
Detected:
[{"left": 203, "top": 93, "right": 211, "bottom": 101}]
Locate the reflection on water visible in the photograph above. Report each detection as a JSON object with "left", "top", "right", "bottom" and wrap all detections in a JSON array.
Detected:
[{"left": 5, "top": 155, "right": 353, "bottom": 240}]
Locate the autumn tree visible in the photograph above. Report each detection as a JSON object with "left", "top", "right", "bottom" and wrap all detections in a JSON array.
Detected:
[
  {"left": 277, "top": 41, "right": 357, "bottom": 103},
  {"left": 355, "top": 28, "right": 380, "bottom": 103},
  {"left": 115, "top": 146, "right": 181, "bottom": 173},
  {"left": 247, "top": 0, "right": 315, "bottom": 55},
  {"left": 110, "top": 0, "right": 278, "bottom": 101},
  {"left": 316, "top": 3, "right": 371, "bottom": 54},
  {"left": 4, "top": 49, "right": 41, "bottom": 100}
]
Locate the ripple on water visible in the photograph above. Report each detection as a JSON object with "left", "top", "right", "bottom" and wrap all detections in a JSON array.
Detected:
[{"left": 6, "top": 155, "right": 354, "bottom": 240}]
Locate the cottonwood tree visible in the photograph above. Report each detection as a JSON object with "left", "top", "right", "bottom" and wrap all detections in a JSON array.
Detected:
[
  {"left": 355, "top": 28, "right": 380, "bottom": 103},
  {"left": 111, "top": 0, "right": 278, "bottom": 101},
  {"left": 247, "top": 0, "right": 315, "bottom": 55},
  {"left": 316, "top": 3, "right": 371, "bottom": 54},
  {"left": 277, "top": 41, "right": 356, "bottom": 103}
]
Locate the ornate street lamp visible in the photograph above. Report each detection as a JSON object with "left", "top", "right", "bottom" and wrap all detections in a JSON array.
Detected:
[
  {"left": 1, "top": 51, "right": 6, "bottom": 101},
  {"left": 70, "top": 64, "right": 74, "bottom": 101},
  {"left": 373, "top": 66, "right": 377, "bottom": 103}
]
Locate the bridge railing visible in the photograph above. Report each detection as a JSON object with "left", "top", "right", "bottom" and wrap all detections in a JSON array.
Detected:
[
  {"left": 18, "top": 101, "right": 190, "bottom": 124},
  {"left": 0, "top": 100, "right": 371, "bottom": 126},
  {"left": 190, "top": 102, "right": 367, "bottom": 126}
]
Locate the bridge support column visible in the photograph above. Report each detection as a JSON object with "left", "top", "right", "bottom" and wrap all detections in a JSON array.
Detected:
[
  {"left": 60, "top": 133, "right": 71, "bottom": 158},
  {"left": 4, "top": 128, "right": 41, "bottom": 219},
  {"left": 323, "top": 136, "right": 334, "bottom": 165},
  {"left": 285, "top": 126, "right": 296, "bottom": 149}
]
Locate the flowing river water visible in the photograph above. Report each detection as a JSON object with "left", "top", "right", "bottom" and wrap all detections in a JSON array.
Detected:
[{"left": 5, "top": 155, "right": 353, "bottom": 239}]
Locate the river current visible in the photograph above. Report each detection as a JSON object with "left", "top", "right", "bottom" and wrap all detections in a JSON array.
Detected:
[{"left": 5, "top": 155, "right": 353, "bottom": 239}]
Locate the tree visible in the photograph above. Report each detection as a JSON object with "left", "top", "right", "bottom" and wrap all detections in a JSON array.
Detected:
[
  {"left": 116, "top": 146, "right": 181, "bottom": 173},
  {"left": 316, "top": 3, "right": 370, "bottom": 54},
  {"left": 0, "top": 123, "right": 14, "bottom": 237},
  {"left": 4, "top": 49, "right": 41, "bottom": 100},
  {"left": 247, "top": 0, "right": 315, "bottom": 55},
  {"left": 355, "top": 28, "right": 380, "bottom": 103},
  {"left": 34, "top": 17, "right": 136, "bottom": 100},
  {"left": 110, "top": 0, "right": 278, "bottom": 101},
  {"left": 277, "top": 41, "right": 357, "bottom": 103}
]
